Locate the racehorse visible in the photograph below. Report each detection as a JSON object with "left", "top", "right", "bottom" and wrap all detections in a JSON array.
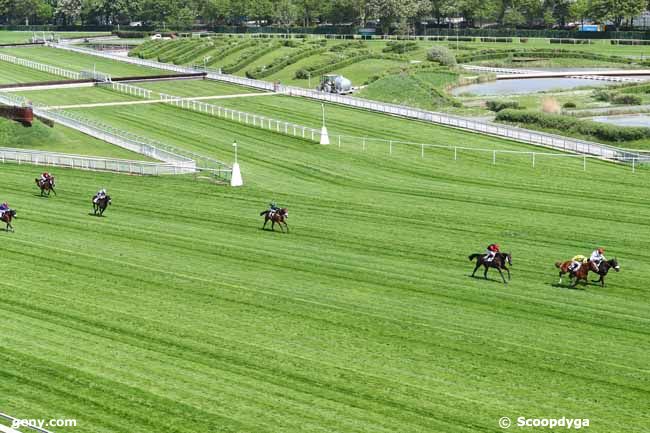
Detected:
[
  {"left": 260, "top": 208, "right": 289, "bottom": 233},
  {"left": 35, "top": 176, "right": 56, "bottom": 197},
  {"left": 92, "top": 195, "right": 111, "bottom": 216},
  {"left": 555, "top": 259, "right": 596, "bottom": 287},
  {"left": 592, "top": 258, "right": 620, "bottom": 287},
  {"left": 1, "top": 209, "right": 16, "bottom": 232},
  {"left": 468, "top": 251, "right": 512, "bottom": 284}
]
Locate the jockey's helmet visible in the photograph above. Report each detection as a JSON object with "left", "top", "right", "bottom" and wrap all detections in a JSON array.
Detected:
[{"left": 597, "top": 247, "right": 604, "bottom": 254}]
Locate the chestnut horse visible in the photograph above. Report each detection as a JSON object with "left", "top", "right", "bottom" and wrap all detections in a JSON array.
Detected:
[
  {"left": 1, "top": 209, "right": 16, "bottom": 232},
  {"left": 468, "top": 251, "right": 512, "bottom": 284},
  {"left": 555, "top": 260, "right": 595, "bottom": 287},
  {"left": 35, "top": 176, "right": 56, "bottom": 197},
  {"left": 260, "top": 208, "right": 289, "bottom": 233}
]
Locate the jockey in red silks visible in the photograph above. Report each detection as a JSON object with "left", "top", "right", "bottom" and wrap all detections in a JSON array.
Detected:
[
  {"left": 590, "top": 247, "right": 606, "bottom": 271},
  {"left": 485, "top": 243, "right": 500, "bottom": 262},
  {"left": 40, "top": 172, "right": 51, "bottom": 183}
]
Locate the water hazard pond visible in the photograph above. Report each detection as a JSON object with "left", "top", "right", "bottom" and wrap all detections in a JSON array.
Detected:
[
  {"left": 591, "top": 114, "right": 650, "bottom": 127},
  {"left": 451, "top": 69, "right": 650, "bottom": 96}
]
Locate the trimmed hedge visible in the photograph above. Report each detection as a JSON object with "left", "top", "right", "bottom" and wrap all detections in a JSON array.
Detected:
[
  {"left": 593, "top": 90, "right": 642, "bottom": 105},
  {"left": 206, "top": 39, "right": 257, "bottom": 66},
  {"left": 496, "top": 109, "right": 650, "bottom": 142},
  {"left": 550, "top": 38, "right": 593, "bottom": 44},
  {"left": 480, "top": 37, "right": 513, "bottom": 43},
  {"left": 611, "top": 39, "right": 650, "bottom": 45},
  {"left": 295, "top": 51, "right": 403, "bottom": 79},
  {"left": 562, "top": 101, "right": 577, "bottom": 108},
  {"left": 382, "top": 41, "right": 418, "bottom": 53},
  {"left": 173, "top": 41, "right": 219, "bottom": 65},
  {"left": 486, "top": 100, "right": 521, "bottom": 112},
  {"left": 222, "top": 42, "right": 279, "bottom": 74},
  {"left": 246, "top": 44, "right": 329, "bottom": 79},
  {"left": 457, "top": 48, "right": 633, "bottom": 64}
]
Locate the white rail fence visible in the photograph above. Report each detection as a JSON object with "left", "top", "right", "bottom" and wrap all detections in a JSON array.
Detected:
[
  {"left": 0, "top": 92, "right": 232, "bottom": 179},
  {"left": 0, "top": 52, "right": 80, "bottom": 80},
  {"left": 50, "top": 43, "right": 650, "bottom": 169},
  {"left": 0, "top": 147, "right": 193, "bottom": 175},
  {"left": 100, "top": 81, "right": 152, "bottom": 98}
]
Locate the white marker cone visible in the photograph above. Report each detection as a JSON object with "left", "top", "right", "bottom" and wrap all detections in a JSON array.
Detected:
[
  {"left": 230, "top": 162, "right": 243, "bottom": 187},
  {"left": 320, "top": 126, "right": 330, "bottom": 145}
]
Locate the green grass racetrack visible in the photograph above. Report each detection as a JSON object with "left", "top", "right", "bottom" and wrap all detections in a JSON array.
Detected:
[{"left": 0, "top": 96, "right": 649, "bottom": 432}]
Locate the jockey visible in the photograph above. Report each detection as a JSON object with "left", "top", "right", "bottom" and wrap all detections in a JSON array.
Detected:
[
  {"left": 94, "top": 188, "right": 107, "bottom": 204},
  {"left": 269, "top": 201, "right": 279, "bottom": 215},
  {"left": 40, "top": 172, "right": 51, "bottom": 183},
  {"left": 485, "top": 243, "right": 500, "bottom": 262},
  {"left": 568, "top": 254, "right": 588, "bottom": 273},
  {"left": 590, "top": 247, "right": 606, "bottom": 271},
  {"left": 0, "top": 202, "right": 9, "bottom": 217}
]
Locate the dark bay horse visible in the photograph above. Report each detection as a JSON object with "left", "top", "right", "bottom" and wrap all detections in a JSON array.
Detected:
[
  {"left": 260, "top": 208, "right": 289, "bottom": 233},
  {"left": 592, "top": 258, "right": 620, "bottom": 287},
  {"left": 35, "top": 176, "right": 56, "bottom": 197},
  {"left": 1, "top": 209, "right": 16, "bottom": 232},
  {"left": 92, "top": 195, "right": 111, "bottom": 216},
  {"left": 469, "top": 252, "right": 512, "bottom": 284}
]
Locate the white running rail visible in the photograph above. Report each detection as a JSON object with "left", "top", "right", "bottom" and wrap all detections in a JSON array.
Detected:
[
  {"left": 0, "top": 52, "right": 80, "bottom": 80},
  {"left": 49, "top": 43, "right": 643, "bottom": 161}
]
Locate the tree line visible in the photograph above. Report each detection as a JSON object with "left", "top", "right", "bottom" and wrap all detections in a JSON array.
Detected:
[{"left": 1, "top": 0, "right": 649, "bottom": 32}]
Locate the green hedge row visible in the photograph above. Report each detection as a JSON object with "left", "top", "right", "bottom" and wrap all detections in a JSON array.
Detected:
[
  {"left": 496, "top": 109, "right": 650, "bottom": 142},
  {"left": 456, "top": 48, "right": 633, "bottom": 64},
  {"left": 158, "top": 40, "right": 200, "bottom": 63},
  {"left": 222, "top": 42, "right": 279, "bottom": 74},
  {"left": 295, "top": 52, "right": 403, "bottom": 79},
  {"left": 173, "top": 41, "right": 219, "bottom": 65},
  {"left": 486, "top": 100, "right": 521, "bottom": 112},
  {"left": 549, "top": 38, "right": 594, "bottom": 44},
  {"left": 206, "top": 39, "right": 258, "bottom": 66},
  {"left": 246, "top": 44, "right": 328, "bottom": 79},
  {"left": 480, "top": 37, "right": 513, "bottom": 43},
  {"left": 611, "top": 39, "right": 650, "bottom": 45},
  {"left": 382, "top": 41, "right": 418, "bottom": 53}
]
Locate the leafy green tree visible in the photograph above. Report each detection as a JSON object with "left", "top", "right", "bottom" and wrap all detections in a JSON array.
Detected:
[
  {"left": 368, "top": 0, "right": 423, "bottom": 34},
  {"left": 56, "top": 0, "right": 83, "bottom": 25},
  {"left": 201, "top": 0, "right": 230, "bottom": 25}
]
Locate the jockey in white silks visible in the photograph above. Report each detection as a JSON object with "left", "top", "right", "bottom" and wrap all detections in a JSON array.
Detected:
[
  {"left": 590, "top": 247, "right": 606, "bottom": 271},
  {"left": 94, "top": 188, "right": 107, "bottom": 204}
]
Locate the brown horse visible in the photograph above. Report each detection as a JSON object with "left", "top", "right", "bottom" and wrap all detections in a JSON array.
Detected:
[
  {"left": 468, "top": 251, "right": 512, "bottom": 284},
  {"left": 1, "top": 209, "right": 16, "bottom": 232},
  {"left": 555, "top": 259, "right": 598, "bottom": 288},
  {"left": 260, "top": 208, "right": 289, "bottom": 233},
  {"left": 35, "top": 176, "right": 56, "bottom": 197}
]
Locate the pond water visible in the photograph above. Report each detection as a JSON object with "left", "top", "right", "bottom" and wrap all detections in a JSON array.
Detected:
[
  {"left": 591, "top": 114, "right": 650, "bottom": 127},
  {"left": 452, "top": 77, "right": 618, "bottom": 96}
]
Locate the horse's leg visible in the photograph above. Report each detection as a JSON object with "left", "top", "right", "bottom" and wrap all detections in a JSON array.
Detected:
[
  {"left": 278, "top": 221, "right": 285, "bottom": 233},
  {"left": 283, "top": 221, "right": 289, "bottom": 233},
  {"left": 471, "top": 261, "right": 481, "bottom": 277},
  {"left": 483, "top": 265, "right": 489, "bottom": 280},
  {"left": 558, "top": 271, "right": 564, "bottom": 285},
  {"left": 271, "top": 220, "right": 275, "bottom": 231},
  {"left": 504, "top": 266, "right": 511, "bottom": 281},
  {"left": 497, "top": 268, "right": 507, "bottom": 284}
]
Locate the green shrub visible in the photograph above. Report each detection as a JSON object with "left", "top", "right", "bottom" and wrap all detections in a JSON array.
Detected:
[
  {"left": 496, "top": 109, "right": 650, "bottom": 142},
  {"left": 222, "top": 42, "right": 279, "bottom": 74},
  {"left": 246, "top": 45, "right": 328, "bottom": 79},
  {"left": 427, "top": 46, "right": 456, "bottom": 67},
  {"left": 562, "top": 101, "right": 577, "bottom": 108},
  {"left": 382, "top": 41, "right": 418, "bottom": 53},
  {"left": 480, "top": 37, "right": 513, "bottom": 43},
  {"left": 486, "top": 100, "right": 521, "bottom": 112},
  {"left": 611, "top": 94, "right": 642, "bottom": 105}
]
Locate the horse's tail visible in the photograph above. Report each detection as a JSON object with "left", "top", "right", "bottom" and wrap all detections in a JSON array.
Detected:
[
  {"left": 260, "top": 210, "right": 267, "bottom": 216},
  {"left": 555, "top": 261, "right": 562, "bottom": 268},
  {"left": 468, "top": 253, "right": 481, "bottom": 261}
]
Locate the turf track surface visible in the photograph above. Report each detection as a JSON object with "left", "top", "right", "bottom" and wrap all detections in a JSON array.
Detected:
[{"left": 0, "top": 88, "right": 649, "bottom": 432}]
